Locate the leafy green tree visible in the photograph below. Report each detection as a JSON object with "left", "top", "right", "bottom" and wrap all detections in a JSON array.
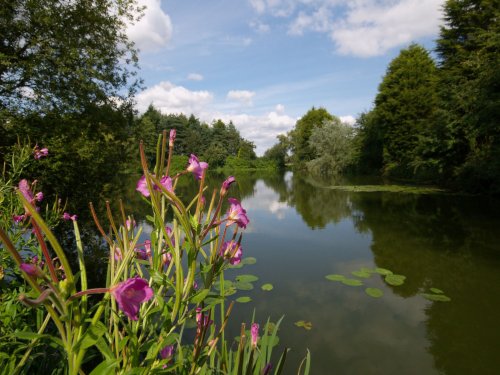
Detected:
[
  {"left": 352, "top": 111, "right": 384, "bottom": 174},
  {"left": 289, "top": 107, "right": 333, "bottom": 167},
  {"left": 263, "top": 134, "right": 289, "bottom": 170},
  {"left": 0, "top": 0, "right": 141, "bottom": 114},
  {"left": 307, "top": 117, "right": 356, "bottom": 176},
  {"left": 372, "top": 44, "right": 440, "bottom": 178},
  {"left": 436, "top": 0, "right": 500, "bottom": 192}
]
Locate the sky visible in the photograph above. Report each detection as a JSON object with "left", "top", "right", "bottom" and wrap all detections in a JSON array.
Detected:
[{"left": 126, "top": 0, "right": 445, "bottom": 155}]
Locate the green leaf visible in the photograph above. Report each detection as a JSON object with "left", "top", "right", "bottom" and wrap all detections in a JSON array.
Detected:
[
  {"left": 430, "top": 287, "right": 444, "bottom": 294},
  {"left": 74, "top": 322, "right": 107, "bottom": 351},
  {"left": 421, "top": 293, "right": 451, "bottom": 302},
  {"left": 341, "top": 278, "right": 363, "bottom": 286},
  {"left": 365, "top": 288, "right": 384, "bottom": 298},
  {"left": 261, "top": 283, "right": 274, "bottom": 291},
  {"left": 190, "top": 289, "right": 210, "bottom": 304},
  {"left": 241, "top": 257, "right": 257, "bottom": 265},
  {"left": 234, "top": 281, "right": 254, "bottom": 291},
  {"left": 235, "top": 274, "right": 259, "bottom": 283},
  {"left": 294, "top": 321, "right": 312, "bottom": 330},
  {"left": 325, "top": 274, "right": 346, "bottom": 281},
  {"left": 351, "top": 270, "right": 371, "bottom": 278},
  {"left": 89, "top": 359, "right": 118, "bottom": 375},
  {"left": 384, "top": 274, "right": 406, "bottom": 286},
  {"left": 236, "top": 296, "right": 252, "bottom": 303},
  {"left": 375, "top": 268, "right": 393, "bottom": 276}
]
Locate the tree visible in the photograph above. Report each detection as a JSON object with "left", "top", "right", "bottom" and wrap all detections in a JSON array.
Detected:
[
  {"left": 0, "top": 0, "right": 142, "bottom": 114},
  {"left": 306, "top": 117, "right": 356, "bottom": 176},
  {"left": 436, "top": 0, "right": 500, "bottom": 192},
  {"left": 263, "top": 134, "right": 289, "bottom": 170},
  {"left": 372, "top": 44, "right": 440, "bottom": 178},
  {"left": 289, "top": 107, "right": 333, "bottom": 167},
  {"left": 352, "top": 111, "right": 384, "bottom": 174}
]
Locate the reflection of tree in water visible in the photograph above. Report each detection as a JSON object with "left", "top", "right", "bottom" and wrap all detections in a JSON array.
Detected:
[
  {"left": 285, "top": 174, "right": 353, "bottom": 229},
  {"left": 350, "top": 192, "right": 500, "bottom": 375}
]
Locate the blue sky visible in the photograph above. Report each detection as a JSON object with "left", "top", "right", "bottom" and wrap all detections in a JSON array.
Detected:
[{"left": 127, "top": 0, "right": 445, "bottom": 155}]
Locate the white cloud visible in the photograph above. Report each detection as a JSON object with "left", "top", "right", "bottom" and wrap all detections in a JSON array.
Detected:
[
  {"left": 187, "top": 73, "right": 204, "bottom": 81},
  {"left": 227, "top": 90, "right": 256, "bottom": 106},
  {"left": 136, "top": 81, "right": 213, "bottom": 114},
  {"left": 340, "top": 115, "right": 355, "bottom": 125},
  {"left": 126, "top": 0, "right": 172, "bottom": 52},
  {"left": 249, "top": 20, "right": 271, "bottom": 33},
  {"left": 252, "top": 0, "right": 444, "bottom": 57}
]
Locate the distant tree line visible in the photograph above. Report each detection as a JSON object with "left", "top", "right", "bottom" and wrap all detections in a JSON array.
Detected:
[{"left": 264, "top": 0, "right": 499, "bottom": 193}]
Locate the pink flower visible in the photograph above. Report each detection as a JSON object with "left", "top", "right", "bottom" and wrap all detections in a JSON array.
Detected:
[
  {"left": 196, "top": 307, "right": 212, "bottom": 329},
  {"left": 110, "top": 276, "right": 153, "bottom": 320},
  {"left": 33, "top": 145, "right": 48, "bottom": 160},
  {"left": 126, "top": 219, "right": 136, "bottom": 231},
  {"left": 162, "top": 252, "right": 172, "bottom": 268},
  {"left": 20, "top": 263, "right": 43, "bottom": 278},
  {"left": 220, "top": 241, "right": 243, "bottom": 265},
  {"left": 251, "top": 323, "right": 259, "bottom": 348},
  {"left": 159, "top": 176, "right": 173, "bottom": 192},
  {"left": 114, "top": 247, "right": 123, "bottom": 261},
  {"left": 13, "top": 214, "right": 25, "bottom": 223},
  {"left": 226, "top": 198, "right": 249, "bottom": 229},
  {"left": 62, "top": 212, "right": 77, "bottom": 221},
  {"left": 220, "top": 176, "right": 235, "bottom": 196},
  {"left": 169, "top": 129, "right": 176, "bottom": 147},
  {"left": 18, "top": 179, "right": 34, "bottom": 203},
  {"left": 136, "top": 175, "right": 150, "bottom": 197},
  {"left": 35, "top": 192, "right": 43, "bottom": 202},
  {"left": 187, "top": 154, "right": 208, "bottom": 180},
  {"left": 160, "top": 345, "right": 175, "bottom": 368},
  {"left": 165, "top": 226, "right": 175, "bottom": 247}
]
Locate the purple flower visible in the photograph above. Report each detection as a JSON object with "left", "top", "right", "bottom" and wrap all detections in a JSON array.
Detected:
[
  {"left": 220, "top": 176, "right": 235, "bottom": 196},
  {"left": 136, "top": 175, "right": 150, "bottom": 197},
  {"left": 251, "top": 323, "right": 259, "bottom": 348},
  {"left": 226, "top": 198, "right": 249, "bottom": 229},
  {"left": 187, "top": 154, "right": 208, "bottom": 180},
  {"left": 169, "top": 129, "right": 176, "bottom": 147},
  {"left": 110, "top": 276, "right": 153, "bottom": 320},
  {"left": 162, "top": 252, "right": 172, "bottom": 268},
  {"left": 220, "top": 241, "right": 243, "bottom": 265},
  {"left": 165, "top": 226, "right": 175, "bottom": 247},
  {"left": 20, "top": 263, "right": 43, "bottom": 278},
  {"left": 33, "top": 145, "right": 48, "bottom": 160},
  {"left": 159, "top": 176, "right": 173, "bottom": 192},
  {"left": 263, "top": 363, "right": 273, "bottom": 375},
  {"left": 35, "top": 192, "right": 43, "bottom": 202},
  {"left": 160, "top": 345, "right": 175, "bottom": 368},
  {"left": 196, "top": 307, "right": 212, "bottom": 329},
  {"left": 62, "top": 212, "right": 77, "bottom": 221},
  {"left": 126, "top": 219, "right": 136, "bottom": 231},
  {"left": 13, "top": 214, "right": 25, "bottom": 223},
  {"left": 114, "top": 247, "right": 123, "bottom": 261},
  {"left": 18, "top": 179, "right": 34, "bottom": 203}
]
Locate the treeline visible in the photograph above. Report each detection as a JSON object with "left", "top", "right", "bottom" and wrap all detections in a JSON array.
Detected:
[{"left": 265, "top": 1, "right": 499, "bottom": 193}]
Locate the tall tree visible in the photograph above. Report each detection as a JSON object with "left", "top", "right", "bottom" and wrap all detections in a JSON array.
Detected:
[
  {"left": 0, "top": 0, "right": 142, "bottom": 114},
  {"left": 436, "top": 0, "right": 500, "bottom": 191},
  {"left": 289, "top": 107, "right": 333, "bottom": 167},
  {"left": 372, "top": 44, "right": 440, "bottom": 179}
]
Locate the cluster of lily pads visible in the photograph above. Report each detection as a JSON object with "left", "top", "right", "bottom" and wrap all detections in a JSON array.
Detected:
[{"left": 325, "top": 267, "right": 451, "bottom": 302}]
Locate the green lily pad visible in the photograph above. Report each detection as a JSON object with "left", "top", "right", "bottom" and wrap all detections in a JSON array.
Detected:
[
  {"left": 261, "top": 283, "right": 274, "bottom": 291},
  {"left": 325, "top": 274, "right": 346, "bottom": 281},
  {"left": 375, "top": 268, "right": 393, "bottom": 276},
  {"left": 294, "top": 320, "right": 312, "bottom": 330},
  {"left": 236, "top": 296, "right": 252, "bottom": 303},
  {"left": 341, "top": 278, "right": 363, "bottom": 286},
  {"left": 430, "top": 288, "right": 444, "bottom": 294},
  {"left": 234, "top": 281, "right": 254, "bottom": 291},
  {"left": 352, "top": 270, "right": 371, "bottom": 278},
  {"left": 385, "top": 274, "right": 406, "bottom": 286},
  {"left": 224, "top": 287, "right": 237, "bottom": 296},
  {"left": 213, "top": 280, "right": 233, "bottom": 291},
  {"left": 241, "top": 257, "right": 257, "bottom": 265},
  {"left": 235, "top": 274, "right": 259, "bottom": 283},
  {"left": 421, "top": 293, "right": 451, "bottom": 302},
  {"left": 365, "top": 287, "right": 384, "bottom": 298}
]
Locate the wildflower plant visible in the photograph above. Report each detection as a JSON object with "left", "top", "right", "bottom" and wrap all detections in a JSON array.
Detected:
[{"left": 0, "top": 131, "right": 310, "bottom": 374}]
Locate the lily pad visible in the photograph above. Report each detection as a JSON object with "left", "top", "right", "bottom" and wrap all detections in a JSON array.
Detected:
[
  {"left": 375, "top": 268, "right": 393, "bottom": 276},
  {"left": 261, "top": 283, "right": 274, "bottom": 291},
  {"left": 365, "top": 287, "right": 384, "bottom": 298},
  {"left": 236, "top": 296, "right": 252, "bottom": 303},
  {"left": 325, "top": 274, "right": 346, "bottom": 281},
  {"left": 352, "top": 270, "right": 371, "bottom": 278},
  {"left": 341, "top": 278, "right": 363, "bottom": 286},
  {"left": 421, "top": 293, "right": 451, "bottom": 302},
  {"left": 234, "top": 281, "right": 254, "bottom": 291},
  {"left": 294, "top": 320, "right": 312, "bottom": 330},
  {"left": 235, "top": 274, "right": 259, "bottom": 283},
  {"left": 384, "top": 274, "right": 406, "bottom": 286},
  {"left": 430, "top": 287, "right": 444, "bottom": 294},
  {"left": 241, "top": 257, "right": 257, "bottom": 265}
]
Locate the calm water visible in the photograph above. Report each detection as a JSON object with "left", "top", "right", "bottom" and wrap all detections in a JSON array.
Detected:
[{"left": 72, "top": 171, "right": 500, "bottom": 374}]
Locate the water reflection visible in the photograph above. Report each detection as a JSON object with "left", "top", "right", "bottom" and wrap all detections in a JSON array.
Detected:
[{"left": 52, "top": 170, "right": 500, "bottom": 374}]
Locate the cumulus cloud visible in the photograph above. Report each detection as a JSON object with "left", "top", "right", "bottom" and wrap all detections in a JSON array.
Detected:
[
  {"left": 126, "top": 0, "right": 172, "bottom": 52},
  {"left": 227, "top": 90, "right": 256, "bottom": 106},
  {"left": 136, "top": 81, "right": 213, "bottom": 114},
  {"left": 340, "top": 115, "right": 356, "bottom": 125},
  {"left": 187, "top": 73, "right": 204, "bottom": 81},
  {"left": 251, "top": 0, "right": 444, "bottom": 57}
]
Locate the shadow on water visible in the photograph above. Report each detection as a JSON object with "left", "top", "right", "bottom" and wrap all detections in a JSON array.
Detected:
[{"left": 45, "top": 167, "right": 500, "bottom": 374}]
